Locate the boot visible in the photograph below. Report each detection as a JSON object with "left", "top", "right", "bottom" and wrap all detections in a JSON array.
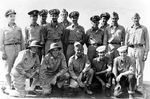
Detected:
[{"left": 85, "top": 85, "right": 93, "bottom": 95}]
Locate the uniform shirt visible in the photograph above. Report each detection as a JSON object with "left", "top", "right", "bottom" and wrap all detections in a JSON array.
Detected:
[
  {"left": 25, "top": 23, "right": 44, "bottom": 43},
  {"left": 100, "top": 23, "right": 109, "bottom": 31},
  {"left": 40, "top": 52, "right": 67, "bottom": 76},
  {"left": 85, "top": 27, "right": 107, "bottom": 47},
  {"left": 42, "top": 22, "right": 65, "bottom": 41},
  {"left": 40, "top": 21, "right": 47, "bottom": 26},
  {"left": 60, "top": 20, "right": 71, "bottom": 28},
  {"left": 68, "top": 54, "right": 91, "bottom": 78},
  {"left": 92, "top": 56, "right": 112, "bottom": 72},
  {"left": 105, "top": 24, "right": 125, "bottom": 45},
  {"left": 11, "top": 49, "right": 40, "bottom": 75},
  {"left": 67, "top": 24, "right": 85, "bottom": 45},
  {"left": 113, "top": 56, "right": 135, "bottom": 77},
  {"left": 0, "top": 23, "right": 24, "bottom": 52},
  {"left": 125, "top": 24, "right": 149, "bottom": 54}
]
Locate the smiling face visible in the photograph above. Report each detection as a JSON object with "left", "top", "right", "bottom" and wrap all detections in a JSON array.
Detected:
[
  {"left": 111, "top": 15, "right": 119, "bottom": 24},
  {"left": 132, "top": 16, "right": 140, "bottom": 25},
  {"left": 74, "top": 45, "right": 83, "bottom": 57},
  {"left": 119, "top": 50, "right": 127, "bottom": 59},
  {"left": 97, "top": 51, "right": 105, "bottom": 59},
  {"left": 50, "top": 14, "right": 59, "bottom": 23},
  {"left": 51, "top": 48, "right": 59, "bottom": 57},
  {"left": 7, "top": 13, "right": 16, "bottom": 23},
  {"left": 30, "top": 15, "right": 38, "bottom": 23}
]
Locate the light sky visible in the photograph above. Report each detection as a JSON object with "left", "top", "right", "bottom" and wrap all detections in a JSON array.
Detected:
[{"left": 0, "top": 0, "right": 150, "bottom": 81}]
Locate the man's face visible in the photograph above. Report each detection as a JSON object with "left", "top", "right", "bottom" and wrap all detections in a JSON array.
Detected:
[
  {"left": 119, "top": 51, "right": 127, "bottom": 59},
  {"left": 61, "top": 13, "right": 68, "bottom": 20},
  {"left": 132, "top": 17, "right": 140, "bottom": 25},
  {"left": 75, "top": 46, "right": 83, "bottom": 57},
  {"left": 98, "top": 51, "right": 105, "bottom": 59},
  {"left": 111, "top": 15, "right": 118, "bottom": 24},
  {"left": 30, "top": 15, "right": 38, "bottom": 23},
  {"left": 50, "top": 14, "right": 59, "bottom": 22},
  {"left": 71, "top": 16, "right": 78, "bottom": 24},
  {"left": 40, "top": 15, "right": 47, "bottom": 21},
  {"left": 91, "top": 21, "right": 99, "bottom": 27},
  {"left": 101, "top": 17, "right": 107, "bottom": 25},
  {"left": 31, "top": 46, "right": 39, "bottom": 53},
  {"left": 51, "top": 48, "right": 59, "bottom": 57},
  {"left": 7, "top": 14, "right": 16, "bottom": 23}
]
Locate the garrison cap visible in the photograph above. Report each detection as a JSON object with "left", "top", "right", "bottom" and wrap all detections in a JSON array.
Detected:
[
  {"left": 49, "top": 9, "right": 60, "bottom": 15},
  {"left": 100, "top": 12, "right": 110, "bottom": 20},
  {"left": 117, "top": 46, "right": 128, "bottom": 52},
  {"left": 61, "top": 9, "right": 68, "bottom": 15},
  {"left": 90, "top": 15, "right": 100, "bottom": 22},
  {"left": 5, "top": 9, "right": 16, "bottom": 17},
  {"left": 69, "top": 11, "right": 79, "bottom": 18},
  {"left": 96, "top": 45, "right": 106, "bottom": 53},
  {"left": 28, "top": 10, "right": 39, "bottom": 16},
  {"left": 39, "top": 9, "right": 48, "bottom": 16},
  {"left": 111, "top": 12, "right": 119, "bottom": 19},
  {"left": 133, "top": 13, "right": 140, "bottom": 18}
]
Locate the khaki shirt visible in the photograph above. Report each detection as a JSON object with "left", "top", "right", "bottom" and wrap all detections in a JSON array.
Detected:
[
  {"left": 100, "top": 24, "right": 109, "bottom": 31},
  {"left": 125, "top": 24, "right": 149, "bottom": 54},
  {"left": 113, "top": 56, "right": 135, "bottom": 77},
  {"left": 60, "top": 20, "right": 71, "bottom": 28},
  {"left": 85, "top": 28, "right": 107, "bottom": 47},
  {"left": 68, "top": 54, "right": 91, "bottom": 78},
  {"left": 40, "top": 52, "right": 67, "bottom": 76},
  {"left": 0, "top": 24, "right": 24, "bottom": 52},
  {"left": 105, "top": 24, "right": 125, "bottom": 45}
]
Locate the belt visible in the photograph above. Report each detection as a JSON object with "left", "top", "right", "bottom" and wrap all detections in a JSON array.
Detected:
[
  {"left": 5, "top": 43, "right": 20, "bottom": 46},
  {"left": 90, "top": 43, "right": 101, "bottom": 46},
  {"left": 109, "top": 42, "right": 121, "bottom": 45},
  {"left": 129, "top": 44, "right": 143, "bottom": 48},
  {"left": 48, "top": 39, "right": 60, "bottom": 42}
]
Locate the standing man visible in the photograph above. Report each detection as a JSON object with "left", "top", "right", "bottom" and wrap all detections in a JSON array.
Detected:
[
  {"left": 25, "top": 10, "right": 44, "bottom": 61},
  {"left": 0, "top": 9, "right": 24, "bottom": 93},
  {"left": 10, "top": 41, "right": 41, "bottom": 98},
  {"left": 66, "top": 11, "right": 85, "bottom": 62},
  {"left": 104, "top": 12, "right": 125, "bottom": 57},
  {"left": 125, "top": 13, "right": 149, "bottom": 95},
  {"left": 40, "top": 43, "right": 69, "bottom": 95},
  {"left": 39, "top": 9, "right": 48, "bottom": 26},
  {"left": 113, "top": 46, "right": 136, "bottom": 99},
  {"left": 99, "top": 12, "right": 110, "bottom": 30},
  {"left": 85, "top": 15, "right": 107, "bottom": 62},
  {"left": 43, "top": 9, "right": 65, "bottom": 54},
  {"left": 68, "top": 42, "right": 94, "bottom": 95}
]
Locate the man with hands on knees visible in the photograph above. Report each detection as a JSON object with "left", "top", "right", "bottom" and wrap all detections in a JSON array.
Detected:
[
  {"left": 113, "top": 46, "right": 136, "bottom": 99},
  {"left": 68, "top": 42, "right": 94, "bottom": 95}
]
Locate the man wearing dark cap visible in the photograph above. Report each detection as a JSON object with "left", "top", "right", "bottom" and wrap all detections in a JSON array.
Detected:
[
  {"left": 0, "top": 9, "right": 25, "bottom": 94},
  {"left": 25, "top": 10, "right": 44, "bottom": 61},
  {"left": 85, "top": 15, "right": 107, "bottom": 63},
  {"left": 99, "top": 12, "right": 110, "bottom": 30},
  {"left": 66, "top": 11, "right": 85, "bottom": 62},
  {"left": 9, "top": 40, "right": 41, "bottom": 97},
  {"left": 39, "top": 9, "right": 48, "bottom": 26},
  {"left": 39, "top": 43, "right": 69, "bottom": 95},
  {"left": 42, "top": 9, "right": 65, "bottom": 54},
  {"left": 125, "top": 13, "right": 149, "bottom": 95}
]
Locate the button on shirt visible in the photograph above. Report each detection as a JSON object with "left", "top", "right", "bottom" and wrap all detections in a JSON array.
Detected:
[
  {"left": 0, "top": 24, "right": 24, "bottom": 52},
  {"left": 105, "top": 24, "right": 125, "bottom": 44},
  {"left": 125, "top": 24, "right": 149, "bottom": 54}
]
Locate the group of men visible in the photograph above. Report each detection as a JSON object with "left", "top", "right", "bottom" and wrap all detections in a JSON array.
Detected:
[{"left": 0, "top": 8, "right": 149, "bottom": 99}]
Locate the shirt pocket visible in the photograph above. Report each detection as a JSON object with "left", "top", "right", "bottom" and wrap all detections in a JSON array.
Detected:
[{"left": 4, "top": 30, "right": 12, "bottom": 39}]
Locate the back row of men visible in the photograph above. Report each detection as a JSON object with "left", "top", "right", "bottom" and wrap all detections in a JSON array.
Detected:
[{"left": 0, "top": 8, "right": 149, "bottom": 99}]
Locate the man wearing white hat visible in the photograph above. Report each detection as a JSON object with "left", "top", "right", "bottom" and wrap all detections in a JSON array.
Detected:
[{"left": 113, "top": 46, "right": 136, "bottom": 99}]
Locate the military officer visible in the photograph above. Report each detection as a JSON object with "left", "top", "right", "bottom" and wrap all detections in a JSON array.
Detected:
[
  {"left": 99, "top": 12, "right": 110, "bottom": 30},
  {"left": 43, "top": 9, "right": 65, "bottom": 54},
  {"left": 39, "top": 43, "right": 69, "bottom": 95},
  {"left": 125, "top": 13, "right": 149, "bottom": 95},
  {"left": 66, "top": 11, "right": 85, "bottom": 62},
  {"left": 25, "top": 10, "right": 44, "bottom": 61},
  {"left": 113, "top": 46, "right": 136, "bottom": 99},
  {"left": 68, "top": 42, "right": 94, "bottom": 95},
  {"left": 0, "top": 9, "right": 24, "bottom": 93},
  {"left": 39, "top": 9, "right": 48, "bottom": 26},
  {"left": 10, "top": 41, "right": 41, "bottom": 97},
  {"left": 85, "top": 15, "right": 107, "bottom": 62}
]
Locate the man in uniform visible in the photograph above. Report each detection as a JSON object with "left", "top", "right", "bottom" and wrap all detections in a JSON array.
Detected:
[
  {"left": 39, "top": 9, "right": 48, "bottom": 26},
  {"left": 68, "top": 42, "right": 94, "bottom": 95},
  {"left": 113, "top": 46, "right": 136, "bottom": 99},
  {"left": 39, "top": 43, "right": 69, "bottom": 95},
  {"left": 10, "top": 41, "right": 41, "bottom": 97},
  {"left": 25, "top": 10, "right": 44, "bottom": 61},
  {"left": 99, "top": 12, "right": 110, "bottom": 30},
  {"left": 104, "top": 12, "right": 125, "bottom": 58},
  {"left": 85, "top": 15, "right": 107, "bottom": 62},
  {"left": 0, "top": 9, "right": 24, "bottom": 93},
  {"left": 66, "top": 11, "right": 85, "bottom": 62},
  {"left": 43, "top": 9, "right": 65, "bottom": 54},
  {"left": 125, "top": 13, "right": 149, "bottom": 95},
  {"left": 92, "top": 45, "right": 114, "bottom": 97}
]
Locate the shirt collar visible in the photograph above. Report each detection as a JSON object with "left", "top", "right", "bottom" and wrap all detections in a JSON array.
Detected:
[
  {"left": 50, "top": 21, "right": 59, "bottom": 28},
  {"left": 71, "top": 23, "right": 79, "bottom": 28},
  {"left": 110, "top": 23, "right": 118, "bottom": 28},
  {"left": 8, "top": 23, "right": 16, "bottom": 28},
  {"left": 30, "top": 23, "right": 39, "bottom": 27},
  {"left": 131, "top": 24, "right": 141, "bottom": 29},
  {"left": 40, "top": 21, "right": 47, "bottom": 25},
  {"left": 74, "top": 54, "right": 83, "bottom": 60},
  {"left": 49, "top": 52, "right": 60, "bottom": 59},
  {"left": 90, "top": 27, "right": 99, "bottom": 32}
]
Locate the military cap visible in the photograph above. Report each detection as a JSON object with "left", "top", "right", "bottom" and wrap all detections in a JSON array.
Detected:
[
  {"left": 111, "top": 12, "right": 119, "bottom": 19},
  {"left": 28, "top": 40, "right": 41, "bottom": 48},
  {"left": 117, "top": 46, "right": 128, "bottom": 52},
  {"left": 69, "top": 11, "right": 79, "bottom": 18},
  {"left": 96, "top": 45, "right": 106, "bottom": 53},
  {"left": 133, "top": 13, "right": 140, "bottom": 18},
  {"left": 90, "top": 15, "right": 100, "bottom": 22},
  {"left": 5, "top": 9, "right": 16, "bottom": 17},
  {"left": 74, "top": 42, "right": 82, "bottom": 47},
  {"left": 61, "top": 9, "right": 68, "bottom": 15},
  {"left": 100, "top": 12, "right": 110, "bottom": 20},
  {"left": 48, "top": 43, "right": 61, "bottom": 52},
  {"left": 28, "top": 10, "right": 39, "bottom": 16},
  {"left": 49, "top": 9, "right": 60, "bottom": 15},
  {"left": 39, "top": 9, "right": 48, "bottom": 16}
]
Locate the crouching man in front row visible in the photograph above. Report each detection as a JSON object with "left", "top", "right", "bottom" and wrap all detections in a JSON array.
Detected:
[
  {"left": 39, "top": 43, "right": 69, "bottom": 95},
  {"left": 113, "top": 46, "right": 136, "bottom": 99},
  {"left": 68, "top": 42, "right": 94, "bottom": 95}
]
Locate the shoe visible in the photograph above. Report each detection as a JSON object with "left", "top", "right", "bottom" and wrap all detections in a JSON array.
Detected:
[
  {"left": 85, "top": 86, "right": 93, "bottom": 95},
  {"left": 1, "top": 86, "right": 9, "bottom": 95},
  {"left": 135, "top": 90, "right": 143, "bottom": 95},
  {"left": 28, "top": 90, "right": 38, "bottom": 95},
  {"left": 129, "top": 94, "right": 134, "bottom": 99}
]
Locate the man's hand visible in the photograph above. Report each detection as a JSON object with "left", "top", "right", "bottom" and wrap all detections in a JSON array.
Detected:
[
  {"left": 2, "top": 53, "right": 7, "bottom": 60},
  {"left": 51, "top": 76, "right": 57, "bottom": 85},
  {"left": 77, "top": 73, "right": 83, "bottom": 82},
  {"left": 116, "top": 74, "right": 122, "bottom": 82}
]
